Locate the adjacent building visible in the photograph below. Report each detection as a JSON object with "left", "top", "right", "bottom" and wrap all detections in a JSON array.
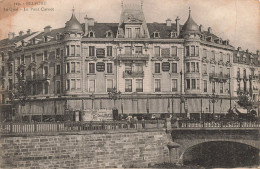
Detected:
[{"left": 0, "top": 3, "right": 259, "bottom": 121}]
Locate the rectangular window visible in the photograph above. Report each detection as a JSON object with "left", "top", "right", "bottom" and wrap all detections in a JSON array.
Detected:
[
  {"left": 136, "top": 63, "right": 143, "bottom": 72},
  {"left": 220, "top": 52, "right": 223, "bottom": 61},
  {"left": 211, "top": 66, "right": 215, "bottom": 74},
  {"left": 227, "top": 54, "right": 231, "bottom": 62},
  {"left": 212, "top": 82, "right": 216, "bottom": 93},
  {"left": 66, "top": 46, "right": 70, "bottom": 56},
  {"left": 154, "top": 46, "right": 160, "bottom": 56},
  {"left": 155, "top": 63, "right": 160, "bottom": 73},
  {"left": 203, "top": 49, "right": 207, "bottom": 58},
  {"left": 172, "top": 79, "right": 177, "bottom": 91},
  {"left": 61, "top": 50, "right": 63, "bottom": 57},
  {"left": 186, "top": 46, "right": 190, "bottom": 56},
  {"left": 126, "top": 28, "right": 132, "bottom": 38},
  {"left": 172, "top": 63, "right": 177, "bottom": 73},
  {"left": 71, "top": 79, "right": 76, "bottom": 90},
  {"left": 197, "top": 79, "right": 200, "bottom": 89},
  {"left": 203, "top": 80, "right": 207, "bottom": 92},
  {"left": 191, "top": 46, "right": 195, "bottom": 56},
  {"left": 8, "top": 79, "right": 12, "bottom": 90},
  {"left": 211, "top": 51, "right": 215, "bottom": 60},
  {"left": 66, "top": 80, "right": 70, "bottom": 91},
  {"left": 89, "top": 46, "right": 95, "bottom": 56},
  {"left": 66, "top": 63, "right": 70, "bottom": 73},
  {"left": 191, "top": 62, "right": 195, "bottom": 72},
  {"left": 89, "top": 80, "right": 95, "bottom": 92},
  {"left": 227, "top": 68, "right": 230, "bottom": 76},
  {"left": 32, "top": 53, "right": 36, "bottom": 62},
  {"left": 192, "top": 79, "right": 196, "bottom": 89},
  {"left": 32, "top": 84, "right": 36, "bottom": 95},
  {"left": 203, "top": 64, "right": 207, "bottom": 74},
  {"left": 89, "top": 63, "right": 95, "bottom": 73},
  {"left": 71, "top": 45, "right": 75, "bottom": 56},
  {"left": 186, "top": 79, "right": 190, "bottom": 89},
  {"left": 171, "top": 46, "right": 177, "bottom": 56},
  {"left": 135, "top": 46, "right": 142, "bottom": 54},
  {"left": 220, "top": 82, "right": 223, "bottom": 93},
  {"left": 43, "top": 51, "right": 47, "bottom": 61},
  {"left": 136, "top": 79, "right": 143, "bottom": 92},
  {"left": 76, "top": 45, "right": 80, "bottom": 56},
  {"left": 44, "top": 82, "right": 48, "bottom": 94},
  {"left": 195, "top": 46, "right": 199, "bottom": 56},
  {"left": 125, "top": 79, "right": 132, "bottom": 92},
  {"left": 107, "top": 63, "right": 113, "bottom": 73},
  {"left": 1, "top": 79, "right": 4, "bottom": 89},
  {"left": 76, "top": 62, "right": 80, "bottom": 73},
  {"left": 155, "top": 79, "right": 161, "bottom": 92},
  {"left": 125, "top": 63, "right": 132, "bottom": 72},
  {"left": 125, "top": 46, "right": 132, "bottom": 55},
  {"left": 44, "top": 66, "right": 48, "bottom": 77},
  {"left": 56, "top": 64, "right": 60, "bottom": 75},
  {"left": 186, "top": 63, "right": 190, "bottom": 72},
  {"left": 1, "top": 94, "right": 5, "bottom": 104},
  {"left": 196, "top": 62, "right": 199, "bottom": 72},
  {"left": 56, "top": 48, "right": 60, "bottom": 57},
  {"left": 1, "top": 53, "right": 4, "bottom": 61},
  {"left": 135, "top": 28, "right": 140, "bottom": 38},
  {"left": 76, "top": 79, "right": 81, "bottom": 89},
  {"left": 71, "top": 62, "right": 75, "bottom": 73},
  {"left": 8, "top": 64, "right": 12, "bottom": 74},
  {"left": 107, "top": 79, "right": 113, "bottom": 92},
  {"left": 107, "top": 46, "right": 112, "bottom": 56}
]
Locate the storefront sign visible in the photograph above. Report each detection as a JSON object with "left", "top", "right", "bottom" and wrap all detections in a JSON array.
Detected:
[
  {"left": 162, "top": 62, "right": 170, "bottom": 71},
  {"left": 161, "top": 48, "right": 170, "bottom": 57},
  {"left": 96, "top": 48, "right": 105, "bottom": 58},
  {"left": 96, "top": 62, "right": 105, "bottom": 72}
]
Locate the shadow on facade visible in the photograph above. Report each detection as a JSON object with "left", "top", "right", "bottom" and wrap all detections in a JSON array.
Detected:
[{"left": 183, "top": 141, "right": 259, "bottom": 168}]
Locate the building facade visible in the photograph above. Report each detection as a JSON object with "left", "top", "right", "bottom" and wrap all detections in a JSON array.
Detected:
[{"left": 0, "top": 3, "right": 259, "bottom": 121}]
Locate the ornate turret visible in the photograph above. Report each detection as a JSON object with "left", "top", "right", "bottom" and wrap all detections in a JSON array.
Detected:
[
  {"left": 181, "top": 8, "right": 200, "bottom": 36},
  {"left": 64, "top": 8, "right": 83, "bottom": 34}
]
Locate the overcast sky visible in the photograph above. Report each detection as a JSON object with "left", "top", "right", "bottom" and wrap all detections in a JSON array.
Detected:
[{"left": 0, "top": 0, "right": 259, "bottom": 52}]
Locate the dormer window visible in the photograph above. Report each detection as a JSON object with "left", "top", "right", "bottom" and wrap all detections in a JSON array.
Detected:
[
  {"left": 31, "top": 38, "right": 35, "bottom": 45},
  {"left": 88, "top": 31, "right": 95, "bottom": 38},
  {"left": 106, "top": 31, "right": 113, "bottom": 38},
  {"left": 153, "top": 32, "right": 160, "bottom": 38},
  {"left": 170, "top": 32, "right": 177, "bottom": 38},
  {"left": 44, "top": 36, "right": 48, "bottom": 42},
  {"left": 56, "top": 34, "right": 60, "bottom": 40}
]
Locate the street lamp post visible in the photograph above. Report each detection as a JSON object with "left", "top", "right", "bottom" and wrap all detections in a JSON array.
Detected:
[
  {"left": 108, "top": 87, "right": 121, "bottom": 110},
  {"left": 208, "top": 91, "right": 219, "bottom": 119}
]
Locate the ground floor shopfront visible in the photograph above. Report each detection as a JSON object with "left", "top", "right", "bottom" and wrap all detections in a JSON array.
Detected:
[{"left": 12, "top": 94, "right": 244, "bottom": 122}]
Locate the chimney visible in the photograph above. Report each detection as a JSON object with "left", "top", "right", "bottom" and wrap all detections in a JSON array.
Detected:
[
  {"left": 12, "top": 32, "right": 15, "bottom": 38},
  {"left": 199, "top": 25, "right": 203, "bottom": 32},
  {"left": 44, "top": 26, "right": 51, "bottom": 33},
  {"left": 208, "top": 27, "right": 212, "bottom": 34},
  {"left": 19, "top": 31, "right": 24, "bottom": 36},
  {"left": 84, "top": 15, "right": 88, "bottom": 36},
  {"left": 88, "top": 18, "right": 95, "bottom": 26},
  {"left": 27, "top": 29, "right": 31, "bottom": 35},
  {"left": 166, "top": 18, "right": 171, "bottom": 27},
  {"left": 175, "top": 16, "right": 180, "bottom": 37},
  {"left": 237, "top": 47, "right": 242, "bottom": 51},
  {"left": 256, "top": 50, "right": 259, "bottom": 55},
  {"left": 246, "top": 49, "right": 249, "bottom": 53},
  {"left": 8, "top": 32, "right": 13, "bottom": 40}
]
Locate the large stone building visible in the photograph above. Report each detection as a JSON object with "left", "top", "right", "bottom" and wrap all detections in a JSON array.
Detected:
[{"left": 0, "top": 3, "right": 259, "bottom": 121}]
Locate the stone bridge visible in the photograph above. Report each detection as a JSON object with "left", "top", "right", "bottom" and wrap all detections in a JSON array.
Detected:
[{"left": 168, "top": 128, "right": 260, "bottom": 165}]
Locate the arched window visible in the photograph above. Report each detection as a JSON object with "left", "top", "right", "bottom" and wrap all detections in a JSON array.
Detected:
[
  {"left": 89, "top": 31, "right": 95, "bottom": 38},
  {"left": 106, "top": 31, "right": 113, "bottom": 38}
]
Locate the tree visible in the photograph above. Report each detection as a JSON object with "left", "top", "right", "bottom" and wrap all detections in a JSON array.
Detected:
[{"left": 237, "top": 95, "right": 253, "bottom": 109}]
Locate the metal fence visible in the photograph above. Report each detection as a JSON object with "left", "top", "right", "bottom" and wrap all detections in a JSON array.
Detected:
[
  {"left": 177, "top": 121, "right": 260, "bottom": 128},
  {"left": 0, "top": 120, "right": 166, "bottom": 134}
]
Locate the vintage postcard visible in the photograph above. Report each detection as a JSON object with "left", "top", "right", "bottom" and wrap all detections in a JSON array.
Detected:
[{"left": 0, "top": 0, "right": 259, "bottom": 168}]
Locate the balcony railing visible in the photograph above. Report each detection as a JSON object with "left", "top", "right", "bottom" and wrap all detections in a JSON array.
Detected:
[
  {"left": 26, "top": 74, "right": 51, "bottom": 81},
  {"left": 123, "top": 71, "right": 144, "bottom": 78},
  {"left": 249, "top": 75, "right": 258, "bottom": 80},
  {"left": 209, "top": 73, "right": 229, "bottom": 82},
  {"left": 117, "top": 54, "right": 149, "bottom": 61}
]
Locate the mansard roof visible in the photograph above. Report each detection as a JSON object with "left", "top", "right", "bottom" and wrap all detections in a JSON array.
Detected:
[
  {"left": 233, "top": 50, "right": 259, "bottom": 66},
  {"left": 83, "top": 23, "right": 118, "bottom": 38},
  {"left": 0, "top": 32, "right": 37, "bottom": 46}
]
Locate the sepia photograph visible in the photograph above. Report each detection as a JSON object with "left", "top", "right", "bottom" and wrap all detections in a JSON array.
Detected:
[{"left": 0, "top": 0, "right": 259, "bottom": 168}]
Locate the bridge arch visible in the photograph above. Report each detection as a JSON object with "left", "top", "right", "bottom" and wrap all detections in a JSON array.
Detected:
[{"left": 179, "top": 140, "right": 259, "bottom": 168}]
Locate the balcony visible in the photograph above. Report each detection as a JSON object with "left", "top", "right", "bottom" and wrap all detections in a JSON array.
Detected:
[
  {"left": 209, "top": 73, "right": 229, "bottom": 82},
  {"left": 17, "top": 63, "right": 26, "bottom": 70},
  {"left": 226, "top": 61, "right": 232, "bottom": 67},
  {"left": 123, "top": 71, "right": 144, "bottom": 78},
  {"left": 249, "top": 75, "right": 258, "bottom": 80},
  {"left": 202, "top": 57, "right": 209, "bottom": 63},
  {"left": 210, "top": 59, "right": 217, "bottom": 64},
  {"left": 117, "top": 54, "right": 149, "bottom": 61},
  {"left": 26, "top": 74, "right": 51, "bottom": 82}
]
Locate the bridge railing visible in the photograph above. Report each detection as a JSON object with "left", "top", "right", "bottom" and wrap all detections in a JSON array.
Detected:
[
  {"left": 0, "top": 120, "right": 166, "bottom": 134},
  {"left": 177, "top": 120, "right": 260, "bottom": 128}
]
